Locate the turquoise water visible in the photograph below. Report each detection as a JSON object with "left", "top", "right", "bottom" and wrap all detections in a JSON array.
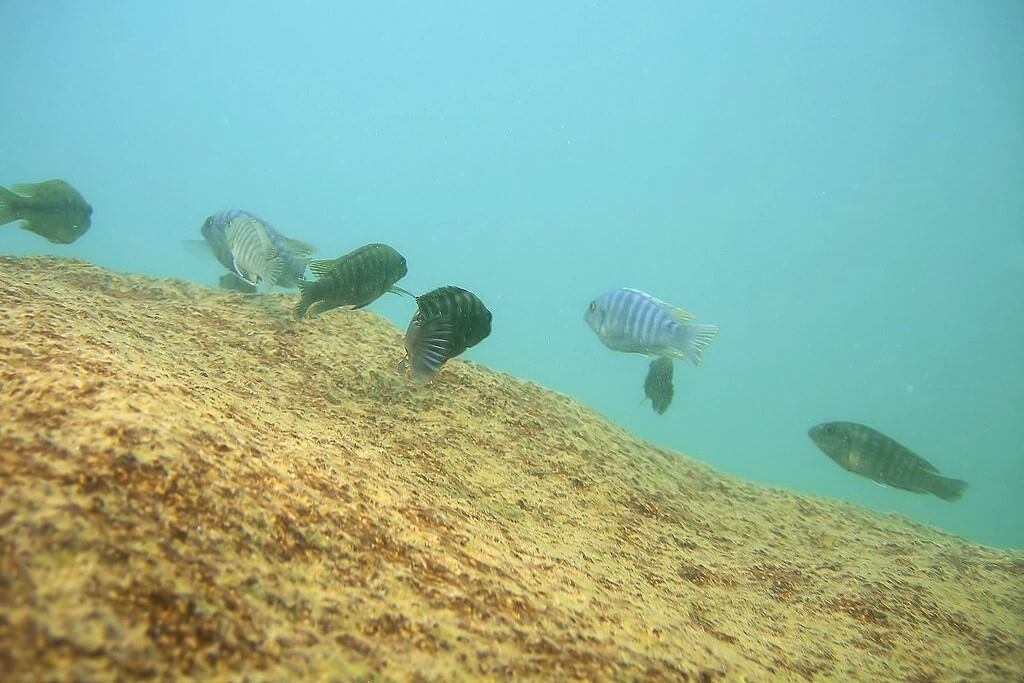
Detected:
[{"left": 2, "top": 2, "right": 1021, "bottom": 549}]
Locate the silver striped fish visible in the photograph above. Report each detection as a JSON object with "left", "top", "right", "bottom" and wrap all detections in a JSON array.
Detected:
[
  {"left": 584, "top": 287, "right": 718, "bottom": 365},
  {"left": 196, "top": 209, "right": 316, "bottom": 290},
  {"left": 224, "top": 215, "right": 284, "bottom": 293}
]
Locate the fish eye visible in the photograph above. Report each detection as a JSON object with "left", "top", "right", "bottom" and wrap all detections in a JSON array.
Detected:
[{"left": 588, "top": 301, "right": 597, "bottom": 312}]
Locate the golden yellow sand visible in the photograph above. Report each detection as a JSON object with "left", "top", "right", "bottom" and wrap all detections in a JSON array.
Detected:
[{"left": 0, "top": 256, "right": 1020, "bottom": 682}]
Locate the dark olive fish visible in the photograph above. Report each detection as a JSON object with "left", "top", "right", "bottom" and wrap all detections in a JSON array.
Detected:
[
  {"left": 403, "top": 286, "right": 492, "bottom": 382},
  {"left": 643, "top": 357, "right": 674, "bottom": 415},
  {"left": 0, "top": 179, "right": 92, "bottom": 244},
  {"left": 295, "top": 243, "right": 409, "bottom": 319},
  {"left": 808, "top": 421, "right": 968, "bottom": 502}
]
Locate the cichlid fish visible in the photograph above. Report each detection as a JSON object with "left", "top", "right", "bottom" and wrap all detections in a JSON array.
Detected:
[
  {"left": 402, "top": 286, "right": 492, "bottom": 382},
  {"left": 197, "top": 209, "right": 315, "bottom": 290},
  {"left": 808, "top": 421, "right": 969, "bottom": 502},
  {"left": 585, "top": 287, "right": 718, "bottom": 365},
  {"left": 643, "top": 357, "right": 674, "bottom": 415},
  {"left": 295, "top": 243, "right": 409, "bottom": 319},
  {"left": 0, "top": 179, "right": 92, "bottom": 244}
]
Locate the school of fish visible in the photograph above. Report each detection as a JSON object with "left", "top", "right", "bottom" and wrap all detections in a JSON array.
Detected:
[{"left": 1, "top": 176, "right": 971, "bottom": 504}]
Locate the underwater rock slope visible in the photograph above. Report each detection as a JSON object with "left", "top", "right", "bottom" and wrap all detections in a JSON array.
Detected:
[{"left": 0, "top": 256, "right": 1021, "bottom": 682}]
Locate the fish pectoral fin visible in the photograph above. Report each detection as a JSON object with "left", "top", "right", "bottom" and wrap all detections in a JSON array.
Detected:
[
  {"left": 259, "top": 257, "right": 285, "bottom": 292},
  {"left": 308, "top": 259, "right": 335, "bottom": 278},
  {"left": 281, "top": 237, "right": 317, "bottom": 258},
  {"left": 182, "top": 239, "right": 214, "bottom": 259},
  {"left": 408, "top": 317, "right": 455, "bottom": 383}
]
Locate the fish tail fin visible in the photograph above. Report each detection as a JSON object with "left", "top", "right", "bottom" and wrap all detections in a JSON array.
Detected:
[
  {"left": 294, "top": 278, "right": 319, "bottom": 319},
  {"left": 406, "top": 317, "right": 454, "bottom": 383},
  {"left": 925, "top": 474, "right": 969, "bottom": 502},
  {"left": 674, "top": 323, "right": 719, "bottom": 366},
  {"left": 0, "top": 185, "right": 21, "bottom": 226}
]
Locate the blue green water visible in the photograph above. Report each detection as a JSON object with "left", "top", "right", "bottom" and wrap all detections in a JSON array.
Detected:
[{"left": 3, "top": 2, "right": 1021, "bottom": 549}]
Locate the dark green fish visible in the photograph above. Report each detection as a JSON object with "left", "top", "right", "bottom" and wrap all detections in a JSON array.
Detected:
[
  {"left": 643, "top": 357, "right": 674, "bottom": 415},
  {"left": 808, "top": 421, "right": 968, "bottom": 502},
  {"left": 403, "top": 286, "right": 492, "bottom": 382},
  {"left": 0, "top": 179, "right": 92, "bottom": 244},
  {"left": 294, "top": 243, "right": 409, "bottom": 319}
]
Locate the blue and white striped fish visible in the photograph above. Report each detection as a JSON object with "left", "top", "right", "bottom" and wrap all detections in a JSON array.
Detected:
[
  {"left": 192, "top": 209, "right": 316, "bottom": 292},
  {"left": 584, "top": 288, "right": 719, "bottom": 365}
]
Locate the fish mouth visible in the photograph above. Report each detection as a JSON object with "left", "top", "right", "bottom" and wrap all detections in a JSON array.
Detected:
[{"left": 807, "top": 425, "right": 827, "bottom": 449}]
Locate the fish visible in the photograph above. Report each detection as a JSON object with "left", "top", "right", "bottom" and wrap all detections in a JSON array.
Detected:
[
  {"left": 295, "top": 243, "right": 409, "bottom": 319},
  {"left": 403, "top": 286, "right": 492, "bottom": 382},
  {"left": 218, "top": 272, "right": 257, "bottom": 293},
  {"left": 584, "top": 287, "right": 718, "bottom": 365},
  {"left": 195, "top": 209, "right": 315, "bottom": 290},
  {"left": 223, "top": 216, "right": 285, "bottom": 292},
  {"left": 0, "top": 179, "right": 92, "bottom": 244},
  {"left": 808, "top": 421, "right": 969, "bottom": 502},
  {"left": 643, "top": 357, "right": 674, "bottom": 415}
]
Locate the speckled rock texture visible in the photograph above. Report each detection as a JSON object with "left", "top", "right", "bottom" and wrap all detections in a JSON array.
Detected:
[{"left": 1, "top": 256, "right": 1021, "bottom": 682}]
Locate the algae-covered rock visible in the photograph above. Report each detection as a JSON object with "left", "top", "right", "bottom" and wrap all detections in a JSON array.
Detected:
[{"left": 1, "top": 256, "right": 1021, "bottom": 681}]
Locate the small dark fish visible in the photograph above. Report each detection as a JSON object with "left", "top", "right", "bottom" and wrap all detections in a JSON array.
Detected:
[
  {"left": 0, "top": 179, "right": 92, "bottom": 244},
  {"left": 218, "top": 272, "right": 257, "bottom": 293},
  {"left": 403, "top": 286, "right": 492, "bottom": 382},
  {"left": 295, "top": 243, "right": 409, "bottom": 319},
  {"left": 643, "top": 357, "right": 674, "bottom": 415},
  {"left": 808, "top": 421, "right": 968, "bottom": 502},
  {"left": 196, "top": 209, "right": 315, "bottom": 291}
]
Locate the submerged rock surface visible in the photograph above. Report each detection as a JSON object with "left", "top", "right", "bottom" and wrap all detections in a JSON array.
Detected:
[{"left": 0, "top": 256, "right": 1021, "bottom": 681}]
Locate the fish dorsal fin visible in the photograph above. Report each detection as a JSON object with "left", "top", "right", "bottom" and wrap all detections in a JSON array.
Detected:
[
  {"left": 281, "top": 236, "right": 317, "bottom": 259},
  {"left": 657, "top": 299, "right": 696, "bottom": 323},
  {"left": 308, "top": 258, "right": 335, "bottom": 278},
  {"left": 389, "top": 285, "right": 415, "bottom": 298}
]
